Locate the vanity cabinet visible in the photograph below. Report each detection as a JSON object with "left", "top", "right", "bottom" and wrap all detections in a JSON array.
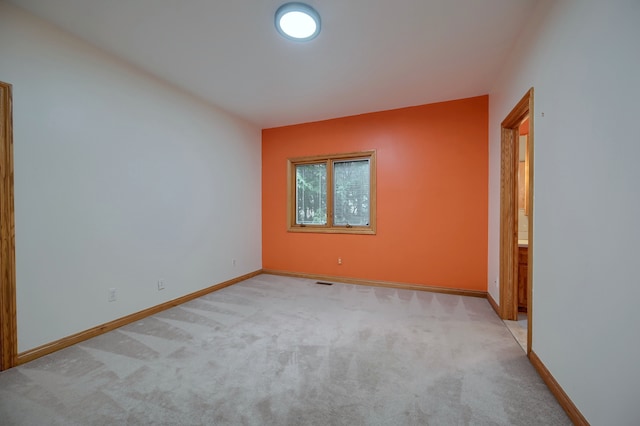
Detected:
[{"left": 517, "top": 246, "right": 528, "bottom": 312}]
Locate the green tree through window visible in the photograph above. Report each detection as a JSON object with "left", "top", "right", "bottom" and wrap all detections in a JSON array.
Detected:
[
  {"left": 288, "top": 151, "right": 376, "bottom": 234},
  {"left": 333, "top": 160, "right": 370, "bottom": 226},
  {"left": 296, "top": 163, "right": 327, "bottom": 224}
]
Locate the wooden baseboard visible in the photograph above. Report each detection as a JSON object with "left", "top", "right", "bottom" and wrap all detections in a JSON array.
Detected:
[
  {"left": 529, "top": 351, "right": 590, "bottom": 425},
  {"left": 487, "top": 292, "right": 501, "bottom": 317},
  {"left": 17, "top": 270, "right": 262, "bottom": 365},
  {"left": 262, "top": 269, "right": 487, "bottom": 298}
]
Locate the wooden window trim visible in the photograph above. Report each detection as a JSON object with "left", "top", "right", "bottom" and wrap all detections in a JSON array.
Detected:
[{"left": 287, "top": 150, "right": 376, "bottom": 235}]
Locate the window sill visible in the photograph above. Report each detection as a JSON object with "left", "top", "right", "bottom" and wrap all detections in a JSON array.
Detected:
[{"left": 287, "top": 226, "right": 376, "bottom": 235}]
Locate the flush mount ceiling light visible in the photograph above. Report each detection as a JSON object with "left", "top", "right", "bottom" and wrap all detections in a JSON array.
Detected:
[{"left": 275, "top": 3, "right": 321, "bottom": 42}]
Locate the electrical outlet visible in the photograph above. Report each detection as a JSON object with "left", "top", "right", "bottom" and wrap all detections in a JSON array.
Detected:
[
  {"left": 338, "top": 258, "right": 342, "bottom": 265},
  {"left": 157, "top": 280, "right": 165, "bottom": 291},
  {"left": 108, "top": 288, "right": 117, "bottom": 302}
]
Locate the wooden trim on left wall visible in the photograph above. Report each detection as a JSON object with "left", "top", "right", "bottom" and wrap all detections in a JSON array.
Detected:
[
  {"left": 17, "top": 270, "right": 262, "bottom": 366},
  {"left": 0, "top": 82, "right": 17, "bottom": 371}
]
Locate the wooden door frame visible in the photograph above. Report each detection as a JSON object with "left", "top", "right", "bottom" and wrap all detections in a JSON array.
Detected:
[
  {"left": 499, "top": 88, "right": 534, "bottom": 354},
  {"left": 0, "top": 81, "right": 17, "bottom": 371}
]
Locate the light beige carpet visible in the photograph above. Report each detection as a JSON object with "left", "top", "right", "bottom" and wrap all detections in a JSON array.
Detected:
[{"left": 0, "top": 274, "right": 570, "bottom": 425}]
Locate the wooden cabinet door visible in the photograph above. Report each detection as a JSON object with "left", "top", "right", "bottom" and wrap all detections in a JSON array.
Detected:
[
  {"left": 517, "top": 247, "right": 528, "bottom": 311},
  {"left": 518, "top": 263, "right": 527, "bottom": 310}
]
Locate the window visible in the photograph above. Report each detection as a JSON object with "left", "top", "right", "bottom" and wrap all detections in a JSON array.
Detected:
[{"left": 288, "top": 151, "right": 376, "bottom": 234}]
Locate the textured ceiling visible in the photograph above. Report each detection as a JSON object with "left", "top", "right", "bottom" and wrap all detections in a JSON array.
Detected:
[{"left": 8, "top": 0, "right": 537, "bottom": 128}]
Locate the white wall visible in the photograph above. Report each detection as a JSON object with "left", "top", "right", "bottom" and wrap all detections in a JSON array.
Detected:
[
  {"left": 488, "top": 0, "right": 640, "bottom": 423},
  {"left": 0, "top": 1, "right": 262, "bottom": 352}
]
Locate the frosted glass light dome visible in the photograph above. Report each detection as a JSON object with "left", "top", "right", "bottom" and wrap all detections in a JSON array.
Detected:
[{"left": 275, "top": 3, "right": 321, "bottom": 41}]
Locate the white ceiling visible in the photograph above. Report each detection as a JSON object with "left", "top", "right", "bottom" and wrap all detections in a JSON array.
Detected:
[{"left": 8, "top": 0, "right": 537, "bottom": 128}]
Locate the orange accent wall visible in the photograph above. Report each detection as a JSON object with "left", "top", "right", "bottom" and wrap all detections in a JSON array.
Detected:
[{"left": 262, "top": 96, "right": 488, "bottom": 291}]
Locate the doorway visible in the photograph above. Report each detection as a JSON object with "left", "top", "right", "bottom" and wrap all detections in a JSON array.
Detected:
[
  {"left": 0, "top": 81, "right": 17, "bottom": 371},
  {"left": 499, "top": 88, "right": 534, "bottom": 355}
]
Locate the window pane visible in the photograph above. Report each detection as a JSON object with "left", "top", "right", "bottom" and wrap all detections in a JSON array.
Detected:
[
  {"left": 296, "top": 163, "right": 327, "bottom": 225},
  {"left": 333, "top": 159, "right": 370, "bottom": 226}
]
